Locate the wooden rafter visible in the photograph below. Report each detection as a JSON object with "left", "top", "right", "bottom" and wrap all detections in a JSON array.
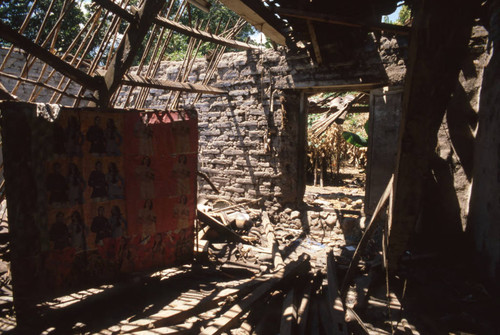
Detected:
[
  {"left": 276, "top": 8, "right": 411, "bottom": 35},
  {"left": 218, "top": 0, "right": 287, "bottom": 45},
  {"left": 100, "top": 0, "right": 165, "bottom": 106},
  {"left": 187, "top": 0, "right": 211, "bottom": 13},
  {"left": 153, "top": 16, "right": 258, "bottom": 50},
  {"left": 306, "top": 20, "right": 322, "bottom": 65},
  {"left": 0, "top": 70, "right": 96, "bottom": 102},
  {"left": 93, "top": 0, "right": 258, "bottom": 51},
  {"left": 120, "top": 73, "right": 226, "bottom": 94},
  {"left": 93, "top": 0, "right": 135, "bottom": 22},
  {"left": 308, "top": 105, "right": 369, "bottom": 114},
  {"left": 0, "top": 21, "right": 104, "bottom": 92},
  {"left": 0, "top": 82, "right": 16, "bottom": 101}
]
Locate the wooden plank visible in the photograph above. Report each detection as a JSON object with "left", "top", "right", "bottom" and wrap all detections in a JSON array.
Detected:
[
  {"left": 295, "top": 82, "right": 385, "bottom": 93},
  {"left": 309, "top": 295, "right": 321, "bottom": 335},
  {"left": 200, "top": 254, "right": 310, "bottom": 335},
  {"left": 306, "top": 20, "right": 322, "bottom": 65},
  {"left": 153, "top": 16, "right": 258, "bottom": 50},
  {"left": 318, "top": 294, "right": 335, "bottom": 335},
  {"left": 93, "top": 0, "right": 135, "bottom": 22},
  {"left": 0, "top": 22, "right": 103, "bottom": 92},
  {"left": 387, "top": 0, "right": 478, "bottom": 272},
  {"left": 129, "top": 273, "right": 273, "bottom": 332},
  {"left": 121, "top": 73, "right": 226, "bottom": 94},
  {"left": 187, "top": 0, "right": 211, "bottom": 13},
  {"left": 296, "top": 278, "right": 313, "bottom": 335},
  {"left": 326, "top": 250, "right": 348, "bottom": 335},
  {"left": 308, "top": 105, "right": 370, "bottom": 114},
  {"left": 276, "top": 8, "right": 411, "bottom": 35},
  {"left": 262, "top": 211, "right": 285, "bottom": 270},
  {"left": 218, "top": 0, "right": 286, "bottom": 45},
  {"left": 280, "top": 288, "right": 296, "bottom": 335},
  {"left": 340, "top": 176, "right": 393, "bottom": 301},
  {"left": 198, "top": 211, "right": 245, "bottom": 243},
  {"left": 100, "top": 0, "right": 165, "bottom": 105},
  {"left": 345, "top": 307, "right": 371, "bottom": 334}
]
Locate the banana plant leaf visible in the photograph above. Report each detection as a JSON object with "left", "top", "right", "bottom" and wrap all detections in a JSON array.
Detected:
[{"left": 342, "top": 131, "right": 368, "bottom": 147}]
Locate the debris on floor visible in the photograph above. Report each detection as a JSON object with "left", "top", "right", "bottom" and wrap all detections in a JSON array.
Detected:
[{"left": 0, "top": 177, "right": 497, "bottom": 334}]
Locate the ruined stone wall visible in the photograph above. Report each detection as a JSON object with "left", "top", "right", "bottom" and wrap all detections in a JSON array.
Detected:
[
  {"left": 1, "top": 33, "right": 407, "bottom": 209},
  {"left": 117, "top": 34, "right": 407, "bottom": 208}
]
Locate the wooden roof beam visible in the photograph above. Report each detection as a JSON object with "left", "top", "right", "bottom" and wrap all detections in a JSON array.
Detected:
[
  {"left": 308, "top": 105, "right": 369, "bottom": 114},
  {"left": 92, "top": 0, "right": 135, "bottom": 22},
  {"left": 99, "top": 0, "right": 165, "bottom": 106},
  {"left": 306, "top": 20, "right": 322, "bottom": 65},
  {"left": 0, "top": 21, "right": 104, "bottom": 92},
  {"left": 153, "top": 16, "right": 259, "bottom": 50},
  {"left": 218, "top": 0, "right": 287, "bottom": 45},
  {"left": 276, "top": 8, "right": 411, "bottom": 35},
  {"left": 187, "top": 0, "right": 211, "bottom": 13},
  {"left": 121, "top": 73, "right": 226, "bottom": 95},
  {"left": 93, "top": 0, "right": 258, "bottom": 50}
]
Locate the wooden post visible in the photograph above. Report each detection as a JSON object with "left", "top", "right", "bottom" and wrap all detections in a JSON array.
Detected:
[
  {"left": 387, "top": 0, "right": 480, "bottom": 271},
  {"left": 99, "top": 0, "right": 165, "bottom": 106}
]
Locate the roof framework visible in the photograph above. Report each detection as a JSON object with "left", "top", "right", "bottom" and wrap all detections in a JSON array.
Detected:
[{"left": 0, "top": 0, "right": 254, "bottom": 110}]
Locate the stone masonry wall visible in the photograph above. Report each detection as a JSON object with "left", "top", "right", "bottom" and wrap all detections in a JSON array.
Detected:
[
  {"left": 116, "top": 33, "right": 407, "bottom": 208},
  {"left": 1, "top": 33, "right": 407, "bottom": 209}
]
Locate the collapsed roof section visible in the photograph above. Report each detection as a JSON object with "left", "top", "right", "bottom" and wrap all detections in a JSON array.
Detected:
[
  {"left": 219, "top": 0, "right": 409, "bottom": 64},
  {"left": 0, "top": 0, "right": 258, "bottom": 109}
]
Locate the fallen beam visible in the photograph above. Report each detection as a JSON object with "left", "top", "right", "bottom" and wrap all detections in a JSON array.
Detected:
[
  {"left": 340, "top": 176, "right": 393, "bottom": 301},
  {"left": 262, "top": 211, "right": 285, "bottom": 270},
  {"left": 130, "top": 272, "right": 274, "bottom": 332},
  {"left": 280, "top": 288, "right": 297, "bottom": 335},
  {"left": 296, "top": 276, "right": 314, "bottom": 335},
  {"left": 345, "top": 307, "right": 371, "bottom": 335},
  {"left": 197, "top": 211, "right": 245, "bottom": 243},
  {"left": 326, "top": 250, "right": 348, "bottom": 335},
  {"left": 197, "top": 172, "right": 220, "bottom": 194},
  {"left": 200, "top": 254, "right": 310, "bottom": 335}
]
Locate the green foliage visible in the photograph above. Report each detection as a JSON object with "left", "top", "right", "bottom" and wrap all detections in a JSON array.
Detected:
[
  {"left": 396, "top": 5, "right": 411, "bottom": 25},
  {"left": 343, "top": 119, "right": 369, "bottom": 148},
  {"left": 342, "top": 131, "right": 368, "bottom": 147},
  {"left": 0, "top": 0, "right": 255, "bottom": 62},
  {"left": 0, "top": 0, "right": 86, "bottom": 51},
  {"left": 161, "top": 0, "right": 255, "bottom": 60}
]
